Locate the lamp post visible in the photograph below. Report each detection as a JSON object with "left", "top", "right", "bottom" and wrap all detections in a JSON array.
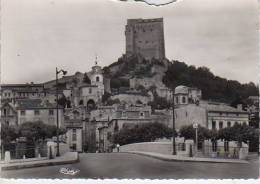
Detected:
[
  {"left": 55, "top": 67, "right": 67, "bottom": 157},
  {"left": 193, "top": 123, "right": 198, "bottom": 156},
  {"left": 172, "top": 87, "right": 176, "bottom": 155}
]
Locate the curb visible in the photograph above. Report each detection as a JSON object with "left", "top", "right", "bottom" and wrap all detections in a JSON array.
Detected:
[
  {"left": 124, "top": 152, "right": 249, "bottom": 164},
  {"left": 1, "top": 154, "right": 79, "bottom": 171}
]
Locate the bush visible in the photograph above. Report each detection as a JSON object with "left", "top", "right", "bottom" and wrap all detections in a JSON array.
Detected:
[
  {"left": 179, "top": 125, "right": 210, "bottom": 142},
  {"left": 218, "top": 123, "right": 259, "bottom": 144},
  {"left": 106, "top": 98, "right": 121, "bottom": 105},
  {"left": 162, "top": 60, "right": 259, "bottom": 103},
  {"left": 113, "top": 122, "right": 174, "bottom": 145},
  {"left": 110, "top": 78, "right": 129, "bottom": 89}
]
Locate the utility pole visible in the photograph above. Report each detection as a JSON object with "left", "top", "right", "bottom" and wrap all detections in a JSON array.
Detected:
[
  {"left": 193, "top": 123, "right": 198, "bottom": 156},
  {"left": 172, "top": 87, "right": 176, "bottom": 155},
  {"left": 55, "top": 67, "right": 67, "bottom": 157}
]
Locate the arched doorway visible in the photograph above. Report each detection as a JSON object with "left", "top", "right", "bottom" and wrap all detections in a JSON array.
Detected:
[{"left": 87, "top": 99, "right": 96, "bottom": 111}]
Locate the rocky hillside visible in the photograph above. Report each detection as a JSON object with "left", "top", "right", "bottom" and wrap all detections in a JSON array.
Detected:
[
  {"left": 103, "top": 55, "right": 258, "bottom": 104},
  {"left": 103, "top": 54, "right": 168, "bottom": 89}
]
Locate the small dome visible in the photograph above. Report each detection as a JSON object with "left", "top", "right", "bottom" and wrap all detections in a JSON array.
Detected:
[{"left": 175, "top": 85, "right": 188, "bottom": 94}]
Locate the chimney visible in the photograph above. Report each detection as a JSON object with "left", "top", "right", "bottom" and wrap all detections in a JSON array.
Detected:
[{"left": 237, "top": 104, "right": 243, "bottom": 111}]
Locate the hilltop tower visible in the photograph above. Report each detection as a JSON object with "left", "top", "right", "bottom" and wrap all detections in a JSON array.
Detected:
[{"left": 125, "top": 18, "right": 165, "bottom": 61}]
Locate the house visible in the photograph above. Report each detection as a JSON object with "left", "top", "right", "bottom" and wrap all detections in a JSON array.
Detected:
[
  {"left": 65, "top": 119, "right": 83, "bottom": 152},
  {"left": 174, "top": 85, "right": 249, "bottom": 130},
  {"left": 0, "top": 102, "right": 17, "bottom": 126},
  {"left": 16, "top": 99, "right": 64, "bottom": 127},
  {"left": 0, "top": 83, "right": 45, "bottom": 103},
  {"left": 174, "top": 85, "right": 201, "bottom": 106}
]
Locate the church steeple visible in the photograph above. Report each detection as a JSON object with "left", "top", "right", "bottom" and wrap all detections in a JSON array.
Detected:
[
  {"left": 95, "top": 54, "right": 98, "bottom": 66},
  {"left": 91, "top": 54, "right": 102, "bottom": 74}
]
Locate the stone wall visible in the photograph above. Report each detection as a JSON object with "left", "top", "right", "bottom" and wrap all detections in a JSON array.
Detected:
[
  {"left": 125, "top": 18, "right": 165, "bottom": 60},
  {"left": 17, "top": 108, "right": 64, "bottom": 127},
  {"left": 203, "top": 140, "right": 249, "bottom": 159},
  {"left": 175, "top": 104, "right": 207, "bottom": 130},
  {"left": 111, "top": 93, "right": 151, "bottom": 105}
]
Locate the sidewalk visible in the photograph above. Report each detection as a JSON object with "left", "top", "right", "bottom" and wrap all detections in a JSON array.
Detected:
[
  {"left": 125, "top": 151, "right": 249, "bottom": 164},
  {"left": 0, "top": 152, "right": 79, "bottom": 171}
]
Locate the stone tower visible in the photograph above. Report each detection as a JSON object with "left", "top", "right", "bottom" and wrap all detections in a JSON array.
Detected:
[{"left": 125, "top": 18, "right": 165, "bottom": 61}]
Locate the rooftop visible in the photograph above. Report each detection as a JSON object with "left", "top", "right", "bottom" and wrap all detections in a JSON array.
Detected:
[
  {"left": 175, "top": 85, "right": 189, "bottom": 94},
  {"left": 127, "top": 18, "right": 163, "bottom": 25},
  {"left": 1, "top": 83, "right": 44, "bottom": 87},
  {"left": 78, "top": 84, "right": 98, "bottom": 88},
  {"left": 16, "top": 99, "right": 63, "bottom": 110},
  {"left": 199, "top": 101, "right": 247, "bottom": 113}
]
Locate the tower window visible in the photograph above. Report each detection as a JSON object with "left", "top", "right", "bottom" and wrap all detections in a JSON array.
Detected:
[
  {"left": 96, "top": 76, "right": 100, "bottom": 82},
  {"left": 72, "top": 129, "right": 77, "bottom": 141},
  {"left": 21, "top": 110, "right": 26, "bottom": 116},
  {"left": 212, "top": 121, "right": 216, "bottom": 130},
  {"left": 219, "top": 121, "right": 223, "bottom": 129},
  {"left": 182, "top": 96, "right": 186, "bottom": 103},
  {"left": 227, "top": 121, "right": 231, "bottom": 127},
  {"left": 34, "top": 110, "right": 40, "bottom": 116},
  {"left": 79, "top": 100, "right": 84, "bottom": 105},
  {"left": 49, "top": 110, "right": 54, "bottom": 116},
  {"left": 175, "top": 97, "right": 179, "bottom": 104}
]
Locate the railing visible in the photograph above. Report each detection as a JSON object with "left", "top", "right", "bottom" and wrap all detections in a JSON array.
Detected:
[{"left": 201, "top": 145, "right": 242, "bottom": 159}]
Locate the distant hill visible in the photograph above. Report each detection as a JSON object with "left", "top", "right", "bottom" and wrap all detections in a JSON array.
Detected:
[{"left": 103, "top": 56, "right": 258, "bottom": 104}]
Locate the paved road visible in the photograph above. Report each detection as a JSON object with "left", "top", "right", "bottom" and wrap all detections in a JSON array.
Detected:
[{"left": 0, "top": 153, "right": 259, "bottom": 179}]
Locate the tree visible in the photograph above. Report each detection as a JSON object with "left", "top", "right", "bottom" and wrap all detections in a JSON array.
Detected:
[
  {"left": 110, "top": 78, "right": 130, "bottom": 89},
  {"left": 102, "top": 91, "right": 111, "bottom": 104},
  {"left": 136, "top": 100, "right": 143, "bottom": 105},
  {"left": 19, "top": 121, "right": 67, "bottom": 147},
  {"left": 218, "top": 123, "right": 259, "bottom": 148},
  {"left": 179, "top": 125, "right": 210, "bottom": 142},
  {"left": 148, "top": 95, "right": 171, "bottom": 110},
  {"left": 162, "top": 60, "right": 258, "bottom": 103},
  {"left": 1, "top": 124, "right": 19, "bottom": 150},
  {"left": 83, "top": 73, "right": 91, "bottom": 84},
  {"left": 57, "top": 95, "right": 67, "bottom": 108},
  {"left": 113, "top": 122, "right": 174, "bottom": 145},
  {"left": 249, "top": 112, "right": 259, "bottom": 128},
  {"left": 106, "top": 98, "right": 120, "bottom": 106}
]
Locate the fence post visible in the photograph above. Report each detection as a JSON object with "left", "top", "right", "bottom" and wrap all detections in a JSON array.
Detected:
[
  {"left": 189, "top": 145, "right": 193, "bottom": 157},
  {"left": 4, "top": 151, "right": 11, "bottom": 163}
]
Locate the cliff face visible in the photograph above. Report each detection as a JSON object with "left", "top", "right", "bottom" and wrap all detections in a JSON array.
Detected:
[{"left": 104, "top": 54, "right": 169, "bottom": 90}]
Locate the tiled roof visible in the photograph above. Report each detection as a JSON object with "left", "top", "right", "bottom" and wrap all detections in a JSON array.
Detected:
[
  {"left": 16, "top": 99, "right": 63, "bottom": 109},
  {"left": 1, "top": 83, "right": 43, "bottom": 87},
  {"left": 78, "top": 84, "right": 98, "bottom": 88},
  {"left": 13, "top": 89, "right": 45, "bottom": 93},
  {"left": 199, "top": 101, "right": 247, "bottom": 113}
]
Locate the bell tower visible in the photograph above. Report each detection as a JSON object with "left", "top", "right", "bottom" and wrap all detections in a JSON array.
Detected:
[{"left": 90, "top": 57, "right": 104, "bottom": 96}]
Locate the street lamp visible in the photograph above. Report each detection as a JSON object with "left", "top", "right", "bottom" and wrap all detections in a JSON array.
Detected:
[
  {"left": 172, "top": 88, "right": 176, "bottom": 155},
  {"left": 56, "top": 67, "right": 67, "bottom": 157},
  {"left": 193, "top": 123, "right": 198, "bottom": 156}
]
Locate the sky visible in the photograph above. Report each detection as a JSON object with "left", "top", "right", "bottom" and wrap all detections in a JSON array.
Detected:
[{"left": 1, "top": 0, "right": 258, "bottom": 84}]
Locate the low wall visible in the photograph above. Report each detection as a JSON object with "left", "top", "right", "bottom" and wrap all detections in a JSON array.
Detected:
[
  {"left": 117, "top": 142, "right": 173, "bottom": 155},
  {"left": 47, "top": 142, "right": 70, "bottom": 159},
  {"left": 114, "top": 139, "right": 194, "bottom": 157}
]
